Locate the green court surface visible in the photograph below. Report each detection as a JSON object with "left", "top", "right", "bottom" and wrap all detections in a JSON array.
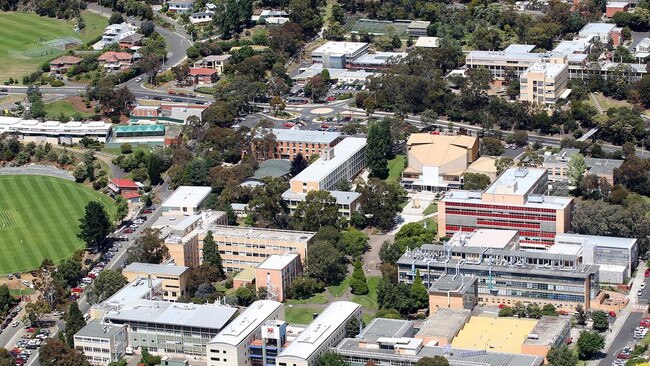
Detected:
[
  {"left": 0, "top": 175, "right": 115, "bottom": 274},
  {"left": 0, "top": 11, "right": 107, "bottom": 81}
]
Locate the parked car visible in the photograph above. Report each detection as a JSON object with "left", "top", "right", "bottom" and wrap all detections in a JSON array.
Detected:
[
  {"left": 641, "top": 283, "right": 646, "bottom": 290},
  {"left": 11, "top": 321, "right": 18, "bottom": 327}
]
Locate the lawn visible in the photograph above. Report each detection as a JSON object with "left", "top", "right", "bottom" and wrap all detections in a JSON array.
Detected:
[
  {"left": 328, "top": 277, "right": 351, "bottom": 298},
  {"left": 101, "top": 144, "right": 153, "bottom": 156},
  {"left": 0, "top": 11, "right": 107, "bottom": 81},
  {"left": 0, "top": 175, "right": 115, "bottom": 274},
  {"left": 423, "top": 202, "right": 438, "bottom": 215},
  {"left": 285, "top": 306, "right": 322, "bottom": 325},
  {"left": 44, "top": 100, "right": 95, "bottom": 120},
  {"left": 386, "top": 154, "right": 406, "bottom": 183},
  {"left": 286, "top": 293, "right": 328, "bottom": 305},
  {"left": 328, "top": 276, "right": 381, "bottom": 310},
  {"left": 9, "top": 288, "right": 35, "bottom": 297}
]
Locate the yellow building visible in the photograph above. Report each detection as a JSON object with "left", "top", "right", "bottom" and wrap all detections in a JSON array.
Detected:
[
  {"left": 519, "top": 61, "right": 569, "bottom": 105},
  {"left": 122, "top": 263, "right": 189, "bottom": 301},
  {"left": 402, "top": 134, "right": 479, "bottom": 191}
]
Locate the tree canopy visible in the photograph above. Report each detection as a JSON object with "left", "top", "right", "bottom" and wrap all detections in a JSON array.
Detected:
[{"left": 78, "top": 201, "right": 112, "bottom": 248}]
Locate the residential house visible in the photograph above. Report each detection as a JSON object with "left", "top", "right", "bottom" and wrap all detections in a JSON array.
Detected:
[
  {"left": 606, "top": 2, "right": 629, "bottom": 18},
  {"left": 94, "top": 22, "right": 136, "bottom": 50},
  {"left": 49, "top": 56, "right": 82, "bottom": 77},
  {"left": 193, "top": 54, "right": 231, "bottom": 75},
  {"left": 167, "top": 0, "right": 195, "bottom": 13},
  {"left": 97, "top": 51, "right": 134, "bottom": 71},
  {"left": 108, "top": 178, "right": 141, "bottom": 203},
  {"left": 119, "top": 33, "right": 144, "bottom": 50},
  {"left": 188, "top": 67, "right": 218, "bottom": 85},
  {"left": 190, "top": 12, "right": 213, "bottom": 24}
]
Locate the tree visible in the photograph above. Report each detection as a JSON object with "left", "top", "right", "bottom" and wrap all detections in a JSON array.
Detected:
[
  {"left": 567, "top": 153, "right": 587, "bottom": 186},
  {"left": 542, "top": 304, "right": 558, "bottom": 316},
  {"left": 316, "top": 351, "right": 349, "bottom": 366},
  {"left": 114, "top": 195, "right": 128, "bottom": 223},
  {"left": 410, "top": 270, "right": 428, "bottom": 310},
  {"left": 269, "top": 96, "right": 286, "bottom": 115},
  {"left": 575, "top": 304, "right": 587, "bottom": 325},
  {"left": 341, "top": 229, "right": 370, "bottom": 258},
  {"left": 120, "top": 143, "right": 133, "bottom": 154},
  {"left": 288, "top": 0, "right": 322, "bottom": 38},
  {"left": 108, "top": 12, "right": 124, "bottom": 24},
  {"left": 307, "top": 240, "right": 347, "bottom": 285},
  {"left": 127, "top": 228, "right": 169, "bottom": 264},
  {"left": 345, "top": 316, "right": 361, "bottom": 338},
  {"left": 366, "top": 118, "right": 392, "bottom": 178},
  {"left": 235, "top": 285, "right": 255, "bottom": 306},
  {"left": 350, "top": 258, "right": 369, "bottom": 295},
  {"left": 64, "top": 302, "right": 86, "bottom": 348},
  {"left": 512, "top": 130, "right": 529, "bottom": 146},
  {"left": 140, "top": 20, "right": 155, "bottom": 37},
  {"left": 547, "top": 345, "right": 579, "bottom": 366},
  {"left": 415, "top": 356, "right": 450, "bottom": 366},
  {"left": 357, "top": 179, "right": 406, "bottom": 231},
  {"left": 140, "top": 347, "right": 161, "bottom": 366},
  {"left": 202, "top": 231, "right": 224, "bottom": 277},
  {"left": 499, "top": 306, "right": 514, "bottom": 317},
  {"left": 526, "top": 303, "right": 542, "bottom": 319},
  {"left": 591, "top": 310, "right": 609, "bottom": 331},
  {"left": 290, "top": 153, "right": 309, "bottom": 176},
  {"left": 87, "top": 270, "right": 128, "bottom": 304},
  {"left": 292, "top": 190, "right": 340, "bottom": 231},
  {"left": 147, "top": 153, "right": 163, "bottom": 185},
  {"left": 482, "top": 137, "right": 504, "bottom": 156},
  {"left": 288, "top": 276, "right": 324, "bottom": 299},
  {"left": 463, "top": 172, "right": 491, "bottom": 190},
  {"left": 495, "top": 157, "right": 514, "bottom": 175},
  {"left": 72, "top": 164, "right": 86, "bottom": 182},
  {"left": 39, "top": 339, "right": 91, "bottom": 366},
  {"left": 576, "top": 331, "right": 604, "bottom": 359},
  {"left": 305, "top": 75, "right": 328, "bottom": 102},
  {"left": 55, "top": 258, "right": 81, "bottom": 288},
  {"left": 78, "top": 201, "right": 112, "bottom": 248}
]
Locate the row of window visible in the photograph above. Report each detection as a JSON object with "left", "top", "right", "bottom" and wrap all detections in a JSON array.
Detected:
[
  {"left": 476, "top": 219, "right": 541, "bottom": 230},
  {"left": 446, "top": 208, "right": 556, "bottom": 221},
  {"left": 445, "top": 201, "right": 557, "bottom": 213}
]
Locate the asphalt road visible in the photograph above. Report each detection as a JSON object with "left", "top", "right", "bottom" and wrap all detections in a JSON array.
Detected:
[{"left": 598, "top": 276, "right": 650, "bottom": 366}]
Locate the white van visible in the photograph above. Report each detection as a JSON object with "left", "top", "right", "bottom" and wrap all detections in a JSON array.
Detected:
[{"left": 125, "top": 346, "right": 134, "bottom": 355}]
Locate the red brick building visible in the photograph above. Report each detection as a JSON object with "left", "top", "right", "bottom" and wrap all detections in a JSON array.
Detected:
[{"left": 188, "top": 67, "right": 218, "bottom": 85}]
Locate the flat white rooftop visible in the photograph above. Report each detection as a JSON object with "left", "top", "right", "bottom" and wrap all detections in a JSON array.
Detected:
[
  {"left": 269, "top": 128, "right": 341, "bottom": 144},
  {"left": 311, "top": 41, "right": 368, "bottom": 57},
  {"left": 208, "top": 300, "right": 283, "bottom": 346},
  {"left": 523, "top": 62, "right": 567, "bottom": 79},
  {"left": 208, "top": 225, "right": 315, "bottom": 243},
  {"left": 414, "top": 36, "right": 439, "bottom": 48},
  {"left": 0, "top": 116, "right": 112, "bottom": 135},
  {"left": 257, "top": 253, "right": 299, "bottom": 270},
  {"left": 162, "top": 186, "right": 212, "bottom": 208},
  {"left": 555, "top": 233, "right": 637, "bottom": 249},
  {"left": 484, "top": 167, "right": 545, "bottom": 196},
  {"left": 123, "top": 262, "right": 189, "bottom": 276},
  {"left": 291, "top": 137, "right": 366, "bottom": 184},
  {"left": 579, "top": 22, "right": 616, "bottom": 36},
  {"left": 278, "top": 301, "right": 360, "bottom": 360},
  {"left": 465, "top": 229, "right": 519, "bottom": 249}
]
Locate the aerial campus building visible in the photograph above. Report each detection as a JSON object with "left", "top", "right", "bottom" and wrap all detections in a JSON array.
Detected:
[
  {"left": 0, "top": 116, "right": 113, "bottom": 144},
  {"left": 252, "top": 129, "right": 343, "bottom": 161},
  {"left": 282, "top": 137, "right": 366, "bottom": 219},
  {"left": 161, "top": 186, "right": 213, "bottom": 216},
  {"left": 519, "top": 62, "right": 570, "bottom": 105},
  {"left": 397, "top": 242, "right": 599, "bottom": 309},
  {"left": 74, "top": 320, "right": 128, "bottom": 366},
  {"left": 438, "top": 167, "right": 573, "bottom": 249},
  {"left": 87, "top": 277, "right": 237, "bottom": 357},
  {"left": 543, "top": 148, "right": 623, "bottom": 184},
  {"left": 334, "top": 317, "right": 545, "bottom": 366},
  {"left": 122, "top": 262, "right": 190, "bottom": 302}
]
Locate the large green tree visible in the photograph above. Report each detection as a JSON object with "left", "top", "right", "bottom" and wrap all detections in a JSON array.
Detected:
[
  {"left": 366, "top": 118, "right": 393, "bottom": 178},
  {"left": 316, "top": 351, "right": 348, "bottom": 366},
  {"left": 463, "top": 172, "right": 491, "bottom": 190},
  {"left": 147, "top": 153, "right": 163, "bottom": 185},
  {"left": 307, "top": 240, "right": 347, "bottom": 285},
  {"left": 591, "top": 310, "right": 609, "bottom": 331},
  {"left": 292, "top": 190, "right": 340, "bottom": 231},
  {"left": 349, "top": 258, "right": 369, "bottom": 295},
  {"left": 114, "top": 195, "right": 128, "bottom": 223},
  {"left": 576, "top": 331, "right": 604, "bottom": 360},
  {"left": 127, "top": 228, "right": 169, "bottom": 264},
  {"left": 415, "top": 356, "right": 450, "bottom": 366},
  {"left": 567, "top": 153, "right": 587, "bottom": 186},
  {"left": 64, "top": 302, "right": 86, "bottom": 348},
  {"left": 39, "top": 339, "right": 91, "bottom": 366},
  {"left": 202, "top": 231, "right": 224, "bottom": 277},
  {"left": 87, "top": 270, "right": 128, "bottom": 304},
  {"left": 357, "top": 179, "right": 406, "bottom": 231},
  {"left": 547, "top": 345, "right": 578, "bottom": 366},
  {"left": 290, "top": 153, "right": 309, "bottom": 176},
  {"left": 78, "top": 201, "right": 112, "bottom": 248},
  {"left": 410, "top": 270, "right": 428, "bottom": 310},
  {"left": 340, "top": 229, "right": 370, "bottom": 258}
]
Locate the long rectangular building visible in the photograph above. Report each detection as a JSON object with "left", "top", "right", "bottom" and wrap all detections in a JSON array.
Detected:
[
  {"left": 0, "top": 116, "right": 113, "bottom": 144},
  {"left": 397, "top": 244, "right": 599, "bottom": 309},
  {"left": 253, "top": 129, "right": 343, "bottom": 161},
  {"left": 439, "top": 167, "right": 573, "bottom": 249}
]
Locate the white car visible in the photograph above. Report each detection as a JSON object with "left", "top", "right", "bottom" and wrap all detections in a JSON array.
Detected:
[
  {"left": 130, "top": 224, "right": 139, "bottom": 229},
  {"left": 641, "top": 283, "right": 646, "bottom": 290},
  {"left": 11, "top": 321, "right": 19, "bottom": 327},
  {"left": 638, "top": 290, "right": 644, "bottom": 296}
]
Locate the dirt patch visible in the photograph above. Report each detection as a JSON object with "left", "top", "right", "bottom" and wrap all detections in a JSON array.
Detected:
[{"left": 66, "top": 96, "right": 95, "bottom": 113}]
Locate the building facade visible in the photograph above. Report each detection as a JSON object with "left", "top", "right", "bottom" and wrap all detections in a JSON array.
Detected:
[
  {"left": 206, "top": 300, "right": 284, "bottom": 366},
  {"left": 74, "top": 320, "right": 128, "bottom": 366},
  {"left": 255, "top": 253, "right": 302, "bottom": 302},
  {"left": 123, "top": 263, "right": 190, "bottom": 301},
  {"left": 161, "top": 186, "right": 212, "bottom": 216},
  {"left": 543, "top": 148, "right": 622, "bottom": 184},
  {"left": 194, "top": 55, "right": 232, "bottom": 75},
  {"left": 0, "top": 117, "right": 112, "bottom": 144},
  {"left": 438, "top": 167, "right": 573, "bottom": 249},
  {"left": 397, "top": 244, "right": 599, "bottom": 309},
  {"left": 519, "top": 62, "right": 569, "bottom": 105},
  {"left": 252, "top": 129, "right": 343, "bottom": 161}
]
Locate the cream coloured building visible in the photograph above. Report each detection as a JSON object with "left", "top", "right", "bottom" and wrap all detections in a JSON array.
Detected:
[
  {"left": 207, "top": 300, "right": 284, "bottom": 366},
  {"left": 401, "top": 134, "right": 479, "bottom": 191},
  {"left": 123, "top": 263, "right": 189, "bottom": 301},
  {"left": 519, "top": 62, "right": 569, "bottom": 105}
]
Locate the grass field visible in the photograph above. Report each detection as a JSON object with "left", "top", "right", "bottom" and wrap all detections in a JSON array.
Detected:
[
  {"left": 386, "top": 155, "right": 406, "bottom": 183},
  {"left": 0, "top": 175, "right": 115, "bottom": 274},
  {"left": 44, "top": 100, "right": 95, "bottom": 120},
  {"left": 0, "top": 11, "right": 107, "bottom": 81}
]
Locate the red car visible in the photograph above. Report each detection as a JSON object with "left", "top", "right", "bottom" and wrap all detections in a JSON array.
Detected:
[
  {"left": 142, "top": 209, "right": 153, "bottom": 214},
  {"left": 609, "top": 311, "right": 617, "bottom": 317},
  {"left": 123, "top": 229, "right": 134, "bottom": 234},
  {"left": 25, "top": 328, "right": 35, "bottom": 333},
  {"left": 71, "top": 287, "right": 84, "bottom": 294},
  {"left": 87, "top": 273, "right": 97, "bottom": 279},
  {"left": 617, "top": 353, "right": 630, "bottom": 359},
  {"left": 284, "top": 122, "right": 295, "bottom": 128},
  {"left": 645, "top": 268, "right": 650, "bottom": 278}
]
